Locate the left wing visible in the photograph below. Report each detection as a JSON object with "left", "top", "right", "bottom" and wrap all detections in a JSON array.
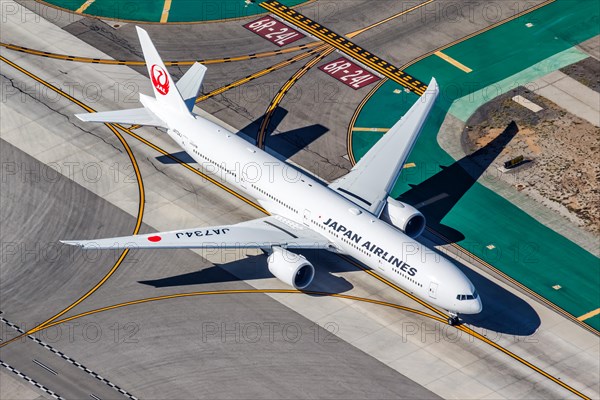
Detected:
[
  {"left": 61, "top": 216, "right": 331, "bottom": 250},
  {"left": 328, "top": 78, "right": 439, "bottom": 216},
  {"left": 76, "top": 107, "right": 166, "bottom": 127}
]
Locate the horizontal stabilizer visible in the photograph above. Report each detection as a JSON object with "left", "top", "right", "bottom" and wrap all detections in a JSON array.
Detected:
[
  {"left": 176, "top": 62, "right": 207, "bottom": 111},
  {"left": 75, "top": 107, "right": 166, "bottom": 127}
]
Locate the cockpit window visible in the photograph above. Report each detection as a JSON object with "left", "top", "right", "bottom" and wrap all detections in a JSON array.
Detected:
[{"left": 456, "top": 291, "right": 478, "bottom": 301}]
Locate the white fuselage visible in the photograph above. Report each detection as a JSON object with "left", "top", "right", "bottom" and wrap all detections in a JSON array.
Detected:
[{"left": 166, "top": 112, "right": 482, "bottom": 315}]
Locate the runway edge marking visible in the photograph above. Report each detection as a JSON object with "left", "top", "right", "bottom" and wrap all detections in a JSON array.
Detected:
[
  {"left": 0, "top": 360, "right": 64, "bottom": 400},
  {"left": 0, "top": 316, "right": 139, "bottom": 399}
]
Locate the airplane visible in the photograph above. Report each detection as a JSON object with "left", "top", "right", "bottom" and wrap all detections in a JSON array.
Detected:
[{"left": 62, "top": 27, "right": 482, "bottom": 326}]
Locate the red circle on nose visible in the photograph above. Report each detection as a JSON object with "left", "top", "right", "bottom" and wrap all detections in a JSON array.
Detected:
[{"left": 148, "top": 235, "right": 162, "bottom": 242}]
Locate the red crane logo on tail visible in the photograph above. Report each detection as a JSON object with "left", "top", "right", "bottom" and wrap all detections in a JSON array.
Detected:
[{"left": 150, "top": 64, "right": 169, "bottom": 95}]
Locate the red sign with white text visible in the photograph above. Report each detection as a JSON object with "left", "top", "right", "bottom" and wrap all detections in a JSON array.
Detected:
[
  {"left": 243, "top": 16, "right": 304, "bottom": 47},
  {"left": 319, "top": 57, "right": 381, "bottom": 90}
]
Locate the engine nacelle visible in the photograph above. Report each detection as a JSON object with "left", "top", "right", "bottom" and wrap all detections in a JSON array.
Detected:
[
  {"left": 380, "top": 198, "right": 426, "bottom": 238},
  {"left": 267, "top": 247, "right": 315, "bottom": 289}
]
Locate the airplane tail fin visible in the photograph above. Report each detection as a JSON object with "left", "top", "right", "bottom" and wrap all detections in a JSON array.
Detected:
[
  {"left": 75, "top": 26, "right": 206, "bottom": 127},
  {"left": 136, "top": 26, "right": 190, "bottom": 115}
]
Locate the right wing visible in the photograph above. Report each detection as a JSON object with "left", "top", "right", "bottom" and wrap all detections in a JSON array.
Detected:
[
  {"left": 328, "top": 78, "right": 439, "bottom": 215},
  {"left": 61, "top": 215, "right": 331, "bottom": 250}
]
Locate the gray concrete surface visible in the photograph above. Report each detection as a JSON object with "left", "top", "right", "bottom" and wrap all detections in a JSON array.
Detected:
[
  {"left": 15, "top": 0, "right": 549, "bottom": 182},
  {"left": 0, "top": 366, "right": 48, "bottom": 400},
  {"left": 533, "top": 70, "right": 600, "bottom": 127},
  {"left": 0, "top": 138, "right": 439, "bottom": 399},
  {"left": 1, "top": 319, "right": 132, "bottom": 400},
  {"left": 0, "top": 10, "right": 443, "bottom": 393},
  {"left": 577, "top": 35, "right": 600, "bottom": 60},
  {"left": 2, "top": 1, "right": 599, "bottom": 399}
]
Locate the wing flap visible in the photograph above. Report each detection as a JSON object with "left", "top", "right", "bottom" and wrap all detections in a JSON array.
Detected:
[
  {"left": 329, "top": 78, "right": 439, "bottom": 215},
  {"left": 61, "top": 216, "right": 331, "bottom": 250}
]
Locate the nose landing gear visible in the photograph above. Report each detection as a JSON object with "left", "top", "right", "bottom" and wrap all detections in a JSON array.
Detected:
[{"left": 447, "top": 313, "right": 461, "bottom": 326}]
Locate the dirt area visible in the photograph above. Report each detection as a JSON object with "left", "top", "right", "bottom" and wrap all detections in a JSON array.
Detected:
[
  {"left": 560, "top": 57, "right": 600, "bottom": 93},
  {"left": 464, "top": 87, "right": 600, "bottom": 234}
]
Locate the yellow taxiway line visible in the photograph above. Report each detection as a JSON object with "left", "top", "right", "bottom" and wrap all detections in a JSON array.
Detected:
[
  {"left": 345, "top": 0, "right": 435, "bottom": 39},
  {"left": 0, "top": 55, "right": 146, "bottom": 348},
  {"left": 578, "top": 308, "right": 600, "bottom": 322},
  {"left": 256, "top": 0, "right": 434, "bottom": 150},
  {"left": 257, "top": 46, "right": 335, "bottom": 149},
  {"left": 128, "top": 45, "right": 329, "bottom": 130},
  {"left": 160, "top": 0, "right": 173, "bottom": 23},
  {"left": 434, "top": 51, "right": 472, "bottom": 73},
  {"left": 75, "top": 0, "right": 95, "bottom": 14},
  {"left": 261, "top": 0, "right": 427, "bottom": 95},
  {"left": 40, "top": 289, "right": 445, "bottom": 331},
  {"left": 0, "top": 41, "right": 323, "bottom": 67},
  {"left": 352, "top": 127, "right": 389, "bottom": 132},
  {"left": 0, "top": 26, "right": 593, "bottom": 400},
  {"left": 195, "top": 44, "right": 329, "bottom": 104},
  {"left": 401, "top": 0, "right": 556, "bottom": 70}
]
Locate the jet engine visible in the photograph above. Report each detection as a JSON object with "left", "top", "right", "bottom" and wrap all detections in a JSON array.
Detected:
[
  {"left": 380, "top": 198, "right": 426, "bottom": 238},
  {"left": 267, "top": 247, "right": 315, "bottom": 289}
]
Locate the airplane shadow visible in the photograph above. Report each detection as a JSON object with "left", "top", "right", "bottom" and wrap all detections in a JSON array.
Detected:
[
  {"left": 138, "top": 246, "right": 539, "bottom": 335},
  {"left": 139, "top": 250, "right": 354, "bottom": 294},
  {"left": 239, "top": 107, "right": 330, "bottom": 160},
  {"left": 459, "top": 262, "right": 541, "bottom": 336},
  {"left": 156, "top": 150, "right": 196, "bottom": 164},
  {"left": 155, "top": 107, "right": 329, "bottom": 165},
  {"left": 398, "top": 121, "right": 519, "bottom": 243},
  {"left": 418, "top": 240, "right": 541, "bottom": 335}
]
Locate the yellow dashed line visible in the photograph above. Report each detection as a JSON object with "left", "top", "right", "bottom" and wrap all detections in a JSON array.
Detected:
[
  {"left": 434, "top": 51, "right": 472, "bottom": 73},
  {"left": 403, "top": 162, "right": 416, "bottom": 169},
  {"left": 75, "top": 0, "right": 95, "bottom": 14},
  {"left": 578, "top": 308, "right": 600, "bottom": 321},
  {"left": 160, "top": 0, "right": 173, "bottom": 23}
]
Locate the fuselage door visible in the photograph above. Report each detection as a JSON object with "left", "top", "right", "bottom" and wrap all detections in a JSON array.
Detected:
[
  {"left": 303, "top": 209, "right": 310, "bottom": 226},
  {"left": 428, "top": 282, "right": 438, "bottom": 299}
]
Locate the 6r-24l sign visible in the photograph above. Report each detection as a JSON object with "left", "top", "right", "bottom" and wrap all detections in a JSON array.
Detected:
[
  {"left": 319, "top": 57, "right": 380, "bottom": 90},
  {"left": 243, "top": 16, "right": 305, "bottom": 47}
]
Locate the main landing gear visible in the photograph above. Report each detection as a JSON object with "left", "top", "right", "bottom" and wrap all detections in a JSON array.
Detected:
[{"left": 447, "top": 313, "right": 461, "bottom": 326}]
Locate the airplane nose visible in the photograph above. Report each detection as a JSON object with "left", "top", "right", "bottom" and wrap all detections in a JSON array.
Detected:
[{"left": 472, "top": 298, "right": 483, "bottom": 314}]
